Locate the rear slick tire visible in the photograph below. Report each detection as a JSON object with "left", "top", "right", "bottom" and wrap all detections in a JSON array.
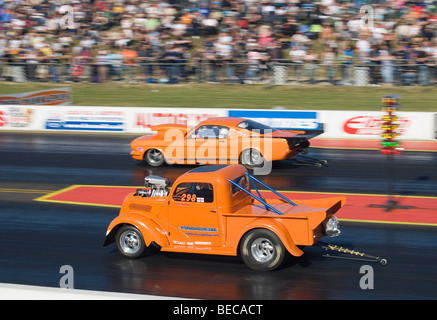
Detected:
[
  {"left": 239, "top": 148, "right": 265, "bottom": 170},
  {"left": 240, "top": 229, "right": 285, "bottom": 271}
]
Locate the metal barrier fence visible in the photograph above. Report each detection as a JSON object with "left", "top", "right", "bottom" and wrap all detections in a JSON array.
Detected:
[{"left": 0, "top": 59, "right": 435, "bottom": 86}]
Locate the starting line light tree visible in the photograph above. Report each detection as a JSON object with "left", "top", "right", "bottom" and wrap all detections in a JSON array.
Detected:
[
  {"left": 370, "top": 95, "right": 413, "bottom": 212},
  {"left": 380, "top": 95, "right": 403, "bottom": 155}
]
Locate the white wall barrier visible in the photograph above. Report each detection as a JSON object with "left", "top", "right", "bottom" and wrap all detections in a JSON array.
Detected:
[
  {"left": 0, "top": 105, "right": 227, "bottom": 133},
  {"left": 0, "top": 105, "right": 435, "bottom": 140},
  {"left": 318, "top": 110, "right": 434, "bottom": 140},
  {"left": 228, "top": 109, "right": 435, "bottom": 140}
]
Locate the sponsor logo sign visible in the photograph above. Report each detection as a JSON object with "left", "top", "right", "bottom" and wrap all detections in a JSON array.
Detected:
[
  {"left": 0, "top": 88, "right": 72, "bottom": 106},
  {"left": 0, "top": 107, "right": 34, "bottom": 128},
  {"left": 0, "top": 110, "right": 6, "bottom": 127},
  {"left": 228, "top": 110, "right": 322, "bottom": 130},
  {"left": 134, "top": 111, "right": 221, "bottom": 129},
  {"left": 45, "top": 109, "right": 125, "bottom": 131},
  {"left": 343, "top": 115, "right": 410, "bottom": 136}
]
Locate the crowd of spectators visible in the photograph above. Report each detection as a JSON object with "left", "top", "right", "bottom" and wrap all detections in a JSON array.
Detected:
[{"left": 0, "top": 0, "right": 437, "bottom": 85}]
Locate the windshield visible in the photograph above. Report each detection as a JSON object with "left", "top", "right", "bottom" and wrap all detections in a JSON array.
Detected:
[{"left": 236, "top": 119, "right": 277, "bottom": 134}]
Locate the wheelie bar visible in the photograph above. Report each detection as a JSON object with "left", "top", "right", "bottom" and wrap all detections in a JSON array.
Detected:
[{"left": 317, "top": 242, "right": 388, "bottom": 265}]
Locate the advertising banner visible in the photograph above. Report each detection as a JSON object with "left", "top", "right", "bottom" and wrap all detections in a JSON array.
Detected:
[
  {"left": 318, "top": 110, "right": 433, "bottom": 140},
  {"left": 131, "top": 108, "right": 227, "bottom": 132},
  {"left": 0, "top": 88, "right": 72, "bottom": 106},
  {"left": 0, "top": 105, "right": 434, "bottom": 140},
  {"left": 44, "top": 107, "right": 126, "bottom": 132},
  {"left": 0, "top": 105, "right": 40, "bottom": 130},
  {"left": 0, "top": 106, "right": 227, "bottom": 133},
  {"left": 228, "top": 109, "right": 322, "bottom": 130}
]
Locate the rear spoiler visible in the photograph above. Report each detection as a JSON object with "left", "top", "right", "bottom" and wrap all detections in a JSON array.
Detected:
[{"left": 289, "top": 123, "right": 324, "bottom": 140}]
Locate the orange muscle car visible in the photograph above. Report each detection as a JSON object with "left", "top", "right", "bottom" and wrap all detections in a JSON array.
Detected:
[
  {"left": 103, "top": 164, "right": 344, "bottom": 271},
  {"left": 130, "top": 117, "right": 322, "bottom": 169}
]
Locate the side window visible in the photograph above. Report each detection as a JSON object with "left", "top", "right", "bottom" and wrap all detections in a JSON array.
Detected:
[
  {"left": 218, "top": 126, "right": 229, "bottom": 139},
  {"left": 198, "top": 126, "right": 218, "bottom": 139},
  {"left": 173, "top": 182, "right": 192, "bottom": 201},
  {"left": 231, "top": 175, "right": 248, "bottom": 194},
  {"left": 193, "top": 183, "right": 214, "bottom": 203},
  {"left": 188, "top": 125, "right": 229, "bottom": 139},
  {"left": 172, "top": 182, "right": 214, "bottom": 203}
]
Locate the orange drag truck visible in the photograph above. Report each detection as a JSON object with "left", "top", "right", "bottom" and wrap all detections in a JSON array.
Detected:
[{"left": 103, "top": 164, "right": 344, "bottom": 271}]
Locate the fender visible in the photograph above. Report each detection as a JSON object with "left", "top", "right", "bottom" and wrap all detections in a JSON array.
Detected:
[
  {"left": 238, "top": 218, "right": 304, "bottom": 257},
  {"left": 103, "top": 213, "right": 169, "bottom": 248}
]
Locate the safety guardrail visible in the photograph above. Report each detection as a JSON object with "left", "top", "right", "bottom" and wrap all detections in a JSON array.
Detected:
[{"left": 0, "top": 59, "right": 435, "bottom": 86}]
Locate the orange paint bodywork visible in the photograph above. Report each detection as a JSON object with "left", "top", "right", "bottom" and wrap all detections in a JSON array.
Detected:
[
  {"left": 104, "top": 165, "right": 345, "bottom": 258},
  {"left": 130, "top": 117, "right": 311, "bottom": 165}
]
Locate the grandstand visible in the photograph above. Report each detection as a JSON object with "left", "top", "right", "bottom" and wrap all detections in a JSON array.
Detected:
[{"left": 0, "top": 0, "right": 436, "bottom": 85}]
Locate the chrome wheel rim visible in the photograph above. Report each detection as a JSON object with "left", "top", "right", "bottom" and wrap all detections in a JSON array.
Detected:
[
  {"left": 243, "top": 149, "right": 262, "bottom": 166},
  {"left": 251, "top": 237, "right": 274, "bottom": 263},
  {"left": 147, "top": 149, "right": 163, "bottom": 164},
  {"left": 119, "top": 230, "right": 141, "bottom": 255}
]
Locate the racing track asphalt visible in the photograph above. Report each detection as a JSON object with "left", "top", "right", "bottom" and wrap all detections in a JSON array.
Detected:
[{"left": 0, "top": 132, "right": 437, "bottom": 300}]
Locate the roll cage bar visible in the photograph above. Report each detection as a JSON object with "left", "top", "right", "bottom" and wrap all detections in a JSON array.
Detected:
[{"left": 229, "top": 172, "right": 297, "bottom": 216}]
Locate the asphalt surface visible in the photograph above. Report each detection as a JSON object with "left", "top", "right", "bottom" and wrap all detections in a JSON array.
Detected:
[{"left": 1, "top": 132, "right": 437, "bottom": 300}]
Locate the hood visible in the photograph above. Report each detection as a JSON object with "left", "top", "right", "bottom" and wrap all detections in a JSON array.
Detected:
[
  {"left": 133, "top": 124, "right": 191, "bottom": 142},
  {"left": 151, "top": 124, "right": 192, "bottom": 134}
]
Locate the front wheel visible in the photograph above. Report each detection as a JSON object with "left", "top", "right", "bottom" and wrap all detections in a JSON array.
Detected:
[
  {"left": 115, "top": 225, "right": 146, "bottom": 259},
  {"left": 240, "top": 229, "right": 285, "bottom": 271},
  {"left": 144, "top": 148, "right": 165, "bottom": 167}
]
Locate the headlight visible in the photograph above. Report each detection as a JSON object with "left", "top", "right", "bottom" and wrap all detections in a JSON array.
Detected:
[{"left": 325, "top": 216, "right": 341, "bottom": 237}]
